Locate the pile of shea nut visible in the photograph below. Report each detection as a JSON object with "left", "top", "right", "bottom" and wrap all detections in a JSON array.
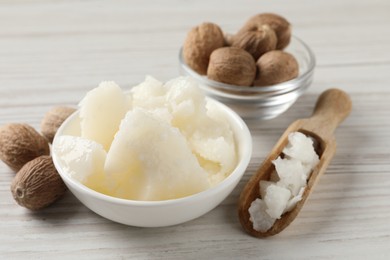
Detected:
[
  {"left": 0, "top": 107, "right": 75, "bottom": 210},
  {"left": 183, "top": 13, "right": 299, "bottom": 87}
]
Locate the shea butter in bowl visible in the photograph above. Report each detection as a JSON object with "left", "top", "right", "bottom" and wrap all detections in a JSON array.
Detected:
[{"left": 52, "top": 76, "right": 252, "bottom": 227}]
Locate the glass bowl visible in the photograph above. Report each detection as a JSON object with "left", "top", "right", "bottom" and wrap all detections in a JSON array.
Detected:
[{"left": 179, "top": 36, "right": 316, "bottom": 120}]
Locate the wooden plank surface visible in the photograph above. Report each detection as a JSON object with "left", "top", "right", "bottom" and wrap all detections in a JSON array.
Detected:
[{"left": 1, "top": 0, "right": 389, "bottom": 259}]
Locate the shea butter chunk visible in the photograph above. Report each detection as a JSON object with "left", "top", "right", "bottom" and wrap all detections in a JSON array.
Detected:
[
  {"left": 264, "top": 184, "right": 291, "bottom": 219},
  {"left": 273, "top": 157, "right": 306, "bottom": 196},
  {"left": 131, "top": 76, "right": 166, "bottom": 110},
  {"left": 284, "top": 187, "right": 305, "bottom": 213},
  {"left": 105, "top": 108, "right": 210, "bottom": 201},
  {"left": 249, "top": 199, "right": 276, "bottom": 232},
  {"left": 283, "top": 132, "right": 319, "bottom": 168},
  {"left": 189, "top": 116, "right": 236, "bottom": 185},
  {"left": 79, "top": 81, "right": 130, "bottom": 151},
  {"left": 53, "top": 135, "right": 110, "bottom": 194}
]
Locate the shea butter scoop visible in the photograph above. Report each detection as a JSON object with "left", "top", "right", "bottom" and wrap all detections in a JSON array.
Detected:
[{"left": 238, "top": 88, "right": 352, "bottom": 237}]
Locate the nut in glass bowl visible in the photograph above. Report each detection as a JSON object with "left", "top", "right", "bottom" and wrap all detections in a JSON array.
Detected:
[{"left": 179, "top": 36, "right": 316, "bottom": 120}]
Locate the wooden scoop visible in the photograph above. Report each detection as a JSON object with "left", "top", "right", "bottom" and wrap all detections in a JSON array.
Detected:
[{"left": 238, "top": 88, "right": 352, "bottom": 237}]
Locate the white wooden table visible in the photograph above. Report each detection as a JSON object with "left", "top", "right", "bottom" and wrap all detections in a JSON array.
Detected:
[{"left": 1, "top": 0, "right": 390, "bottom": 259}]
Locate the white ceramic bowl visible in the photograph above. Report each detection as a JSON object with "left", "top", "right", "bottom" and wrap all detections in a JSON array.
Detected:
[{"left": 52, "top": 98, "right": 252, "bottom": 227}]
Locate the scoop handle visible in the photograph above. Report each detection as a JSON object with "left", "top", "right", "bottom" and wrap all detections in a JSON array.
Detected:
[{"left": 304, "top": 88, "right": 352, "bottom": 139}]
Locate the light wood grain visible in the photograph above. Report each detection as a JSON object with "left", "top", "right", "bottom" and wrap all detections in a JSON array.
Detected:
[{"left": 1, "top": 0, "right": 390, "bottom": 259}]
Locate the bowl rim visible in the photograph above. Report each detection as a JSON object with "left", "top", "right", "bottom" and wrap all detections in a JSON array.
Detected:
[
  {"left": 52, "top": 97, "right": 252, "bottom": 208},
  {"left": 179, "top": 35, "right": 316, "bottom": 95}
]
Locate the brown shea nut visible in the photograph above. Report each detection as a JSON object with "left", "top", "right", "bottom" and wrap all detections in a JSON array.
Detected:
[
  {"left": 254, "top": 50, "right": 299, "bottom": 86},
  {"left": 207, "top": 47, "right": 256, "bottom": 86},
  {"left": 238, "top": 13, "right": 291, "bottom": 50},
  {"left": 232, "top": 24, "right": 277, "bottom": 60},
  {"left": 0, "top": 123, "right": 50, "bottom": 171},
  {"left": 41, "top": 106, "right": 76, "bottom": 143},
  {"left": 11, "top": 155, "right": 67, "bottom": 210},
  {"left": 183, "top": 22, "right": 225, "bottom": 75}
]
